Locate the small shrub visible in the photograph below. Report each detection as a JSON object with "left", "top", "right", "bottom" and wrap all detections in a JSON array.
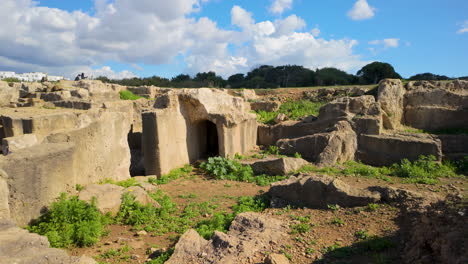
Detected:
[
  {"left": 355, "top": 229, "right": 371, "bottom": 240},
  {"left": 294, "top": 152, "right": 302, "bottom": 159},
  {"left": 290, "top": 223, "right": 311, "bottom": 234},
  {"left": 366, "top": 203, "right": 380, "bottom": 212},
  {"left": 75, "top": 184, "right": 84, "bottom": 192},
  {"left": 200, "top": 157, "right": 287, "bottom": 186},
  {"left": 264, "top": 145, "right": 281, "bottom": 156},
  {"left": 147, "top": 248, "right": 174, "bottom": 264},
  {"left": 331, "top": 217, "right": 345, "bottom": 226},
  {"left": 390, "top": 155, "right": 457, "bottom": 184},
  {"left": 156, "top": 165, "right": 193, "bottom": 184},
  {"left": 119, "top": 90, "right": 142, "bottom": 100},
  {"left": 327, "top": 204, "right": 340, "bottom": 211},
  {"left": 28, "top": 193, "right": 108, "bottom": 248}
]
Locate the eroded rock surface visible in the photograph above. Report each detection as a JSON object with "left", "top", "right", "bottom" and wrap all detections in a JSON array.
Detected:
[
  {"left": 166, "top": 212, "right": 287, "bottom": 264},
  {"left": 269, "top": 175, "right": 381, "bottom": 208},
  {"left": 0, "top": 220, "right": 96, "bottom": 264},
  {"left": 242, "top": 157, "right": 309, "bottom": 176}
]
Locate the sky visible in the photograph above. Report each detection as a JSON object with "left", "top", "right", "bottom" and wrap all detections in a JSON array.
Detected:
[{"left": 0, "top": 0, "right": 467, "bottom": 79}]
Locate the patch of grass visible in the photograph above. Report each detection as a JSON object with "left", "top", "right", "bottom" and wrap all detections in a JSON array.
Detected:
[
  {"left": 366, "top": 203, "right": 380, "bottom": 212},
  {"left": 298, "top": 156, "right": 462, "bottom": 185},
  {"left": 200, "top": 157, "right": 288, "bottom": 186},
  {"left": 290, "top": 223, "right": 311, "bottom": 234},
  {"left": 254, "top": 100, "right": 326, "bottom": 124},
  {"left": 327, "top": 204, "right": 340, "bottom": 212},
  {"left": 178, "top": 193, "right": 198, "bottom": 199},
  {"left": 290, "top": 214, "right": 311, "bottom": 223},
  {"left": 355, "top": 229, "right": 371, "bottom": 240},
  {"left": 196, "top": 195, "right": 270, "bottom": 239},
  {"left": 75, "top": 184, "right": 84, "bottom": 192},
  {"left": 119, "top": 90, "right": 142, "bottom": 100},
  {"left": 98, "top": 245, "right": 131, "bottom": 261},
  {"left": 147, "top": 248, "right": 174, "bottom": 264},
  {"left": 98, "top": 178, "right": 141, "bottom": 188},
  {"left": 27, "top": 193, "right": 109, "bottom": 248},
  {"left": 1, "top": 77, "right": 20, "bottom": 83},
  {"left": 390, "top": 155, "right": 458, "bottom": 184},
  {"left": 264, "top": 145, "right": 281, "bottom": 155},
  {"left": 155, "top": 165, "right": 193, "bottom": 185},
  {"left": 294, "top": 152, "right": 302, "bottom": 159},
  {"left": 331, "top": 217, "right": 345, "bottom": 226}
]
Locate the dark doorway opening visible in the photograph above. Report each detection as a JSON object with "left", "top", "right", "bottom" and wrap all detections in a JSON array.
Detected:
[
  {"left": 204, "top": 121, "right": 219, "bottom": 158},
  {"left": 128, "top": 126, "right": 145, "bottom": 176}
]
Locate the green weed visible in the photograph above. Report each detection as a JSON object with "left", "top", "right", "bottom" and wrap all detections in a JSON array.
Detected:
[
  {"left": 155, "top": 165, "right": 193, "bottom": 185},
  {"left": 290, "top": 223, "right": 311, "bottom": 234},
  {"left": 119, "top": 90, "right": 142, "bottom": 100},
  {"left": 28, "top": 193, "right": 109, "bottom": 248},
  {"left": 255, "top": 100, "right": 326, "bottom": 124}
]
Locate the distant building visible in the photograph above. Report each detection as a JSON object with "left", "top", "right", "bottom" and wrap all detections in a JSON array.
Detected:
[{"left": 0, "top": 71, "right": 66, "bottom": 82}]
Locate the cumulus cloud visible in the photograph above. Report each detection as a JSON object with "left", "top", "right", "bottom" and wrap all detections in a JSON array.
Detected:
[
  {"left": 269, "top": 0, "right": 293, "bottom": 15},
  {"left": 348, "top": 0, "right": 375, "bottom": 21},
  {"left": 369, "top": 38, "right": 400, "bottom": 48},
  {"left": 457, "top": 20, "right": 468, "bottom": 34},
  {"left": 83, "top": 66, "right": 137, "bottom": 80},
  {"left": 0, "top": 1, "right": 368, "bottom": 78}
]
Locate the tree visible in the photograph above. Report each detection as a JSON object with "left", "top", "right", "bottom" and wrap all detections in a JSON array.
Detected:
[
  {"left": 315, "top": 68, "right": 357, "bottom": 86},
  {"left": 409, "top": 73, "right": 449, "bottom": 81},
  {"left": 227, "top": 74, "right": 245, "bottom": 88},
  {"left": 357, "top": 62, "right": 402, "bottom": 84}
]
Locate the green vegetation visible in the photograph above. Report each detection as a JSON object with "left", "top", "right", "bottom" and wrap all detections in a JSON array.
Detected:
[
  {"left": 200, "top": 157, "right": 288, "bottom": 186},
  {"left": 147, "top": 248, "right": 174, "bottom": 264},
  {"left": 355, "top": 229, "right": 371, "bottom": 240},
  {"left": 27, "top": 193, "right": 109, "bottom": 248},
  {"left": 297, "top": 155, "right": 464, "bottom": 184},
  {"left": 196, "top": 195, "right": 270, "bottom": 239},
  {"left": 255, "top": 100, "right": 326, "bottom": 124},
  {"left": 290, "top": 223, "right": 311, "bottom": 234},
  {"left": 98, "top": 178, "right": 141, "bottom": 188},
  {"left": 1, "top": 77, "right": 20, "bottom": 83},
  {"left": 331, "top": 217, "right": 345, "bottom": 226},
  {"left": 119, "top": 90, "right": 143, "bottom": 100},
  {"left": 97, "top": 245, "right": 132, "bottom": 262},
  {"left": 321, "top": 236, "right": 396, "bottom": 260},
  {"left": 149, "top": 165, "right": 193, "bottom": 185}
]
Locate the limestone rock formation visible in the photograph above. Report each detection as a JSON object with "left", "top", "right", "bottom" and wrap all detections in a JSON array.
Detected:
[
  {"left": 269, "top": 175, "right": 381, "bottom": 208},
  {"left": 404, "top": 80, "right": 468, "bottom": 131},
  {"left": 250, "top": 101, "right": 281, "bottom": 112},
  {"left": 166, "top": 212, "right": 287, "bottom": 264},
  {"left": 357, "top": 133, "right": 442, "bottom": 166},
  {"left": 123, "top": 186, "right": 161, "bottom": 208},
  {"left": 143, "top": 88, "right": 257, "bottom": 176},
  {"left": 242, "top": 157, "right": 309, "bottom": 176},
  {"left": 78, "top": 184, "right": 125, "bottom": 216},
  {"left": 377, "top": 79, "right": 406, "bottom": 129},
  {"left": 0, "top": 220, "right": 96, "bottom": 264},
  {"left": 264, "top": 254, "right": 290, "bottom": 264},
  {"left": 276, "top": 121, "right": 357, "bottom": 166},
  {"left": 0, "top": 81, "right": 19, "bottom": 107}
]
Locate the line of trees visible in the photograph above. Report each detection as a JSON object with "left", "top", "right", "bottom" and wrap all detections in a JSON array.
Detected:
[{"left": 96, "top": 62, "right": 466, "bottom": 89}]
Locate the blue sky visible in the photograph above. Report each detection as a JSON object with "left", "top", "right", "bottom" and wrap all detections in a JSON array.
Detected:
[{"left": 2, "top": 0, "right": 467, "bottom": 79}]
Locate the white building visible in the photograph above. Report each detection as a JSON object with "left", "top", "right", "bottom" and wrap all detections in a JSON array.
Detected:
[
  {"left": 0, "top": 71, "right": 16, "bottom": 79},
  {"left": 0, "top": 71, "right": 65, "bottom": 82}
]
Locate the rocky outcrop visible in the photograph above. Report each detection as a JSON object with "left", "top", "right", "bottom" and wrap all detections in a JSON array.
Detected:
[
  {"left": 143, "top": 88, "right": 257, "bottom": 176},
  {"left": 78, "top": 184, "right": 125, "bottom": 216},
  {"left": 402, "top": 197, "right": 467, "bottom": 264},
  {"left": 404, "top": 80, "right": 468, "bottom": 131},
  {"left": 276, "top": 121, "right": 357, "bottom": 166},
  {"left": 377, "top": 79, "right": 406, "bottom": 129},
  {"left": 0, "top": 81, "right": 19, "bottom": 107},
  {"left": 166, "top": 212, "right": 287, "bottom": 264},
  {"left": 78, "top": 184, "right": 160, "bottom": 216},
  {"left": 0, "top": 220, "right": 96, "bottom": 264},
  {"left": 250, "top": 101, "right": 281, "bottom": 112},
  {"left": 357, "top": 133, "right": 442, "bottom": 166},
  {"left": 241, "top": 157, "right": 309, "bottom": 176},
  {"left": 269, "top": 175, "right": 381, "bottom": 208},
  {"left": 264, "top": 254, "right": 290, "bottom": 264}
]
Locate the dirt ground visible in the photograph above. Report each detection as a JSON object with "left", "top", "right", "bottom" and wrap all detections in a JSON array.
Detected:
[{"left": 68, "top": 169, "right": 466, "bottom": 264}]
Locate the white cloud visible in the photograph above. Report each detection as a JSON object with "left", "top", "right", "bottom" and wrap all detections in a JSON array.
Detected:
[
  {"left": 0, "top": 1, "right": 368, "bottom": 78},
  {"left": 369, "top": 38, "right": 400, "bottom": 48},
  {"left": 311, "top": 27, "right": 321, "bottom": 37},
  {"left": 269, "top": 0, "right": 293, "bottom": 15},
  {"left": 457, "top": 20, "right": 468, "bottom": 34},
  {"left": 348, "top": 0, "right": 375, "bottom": 21},
  {"left": 84, "top": 66, "right": 137, "bottom": 80}
]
